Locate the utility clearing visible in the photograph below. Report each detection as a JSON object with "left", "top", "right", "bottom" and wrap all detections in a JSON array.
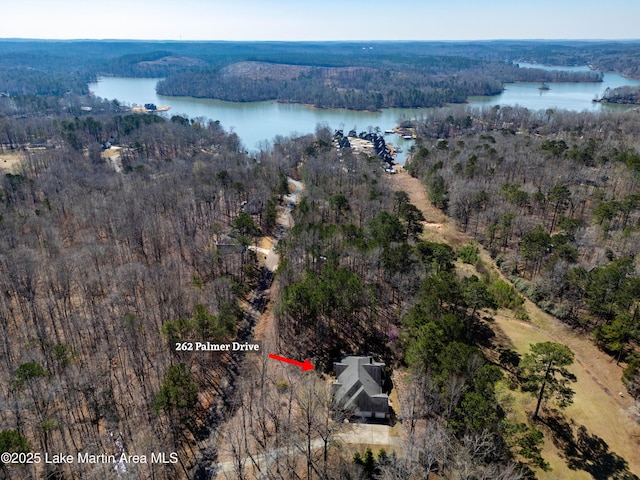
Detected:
[{"left": 387, "top": 166, "right": 640, "bottom": 478}]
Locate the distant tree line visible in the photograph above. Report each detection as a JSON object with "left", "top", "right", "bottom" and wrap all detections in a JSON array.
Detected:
[
  {"left": 0, "top": 67, "right": 89, "bottom": 96},
  {"left": 0, "top": 39, "right": 620, "bottom": 105}
]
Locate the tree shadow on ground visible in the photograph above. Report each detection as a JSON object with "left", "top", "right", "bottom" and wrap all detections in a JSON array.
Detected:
[
  {"left": 541, "top": 412, "right": 639, "bottom": 480},
  {"left": 497, "top": 346, "right": 521, "bottom": 373},
  {"left": 468, "top": 317, "right": 495, "bottom": 347}
]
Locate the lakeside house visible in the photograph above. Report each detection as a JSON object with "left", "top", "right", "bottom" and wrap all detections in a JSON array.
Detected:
[{"left": 332, "top": 355, "right": 390, "bottom": 419}]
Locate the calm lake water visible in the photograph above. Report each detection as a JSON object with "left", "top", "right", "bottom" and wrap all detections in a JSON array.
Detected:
[
  {"left": 89, "top": 67, "right": 640, "bottom": 156},
  {"left": 468, "top": 63, "right": 640, "bottom": 112}
]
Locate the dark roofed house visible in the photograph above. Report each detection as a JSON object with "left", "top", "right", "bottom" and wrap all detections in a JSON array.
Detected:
[
  {"left": 332, "top": 355, "right": 390, "bottom": 419},
  {"left": 241, "top": 197, "right": 263, "bottom": 215}
]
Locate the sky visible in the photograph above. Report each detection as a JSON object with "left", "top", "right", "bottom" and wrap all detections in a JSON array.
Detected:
[{"left": 3, "top": 0, "right": 639, "bottom": 41}]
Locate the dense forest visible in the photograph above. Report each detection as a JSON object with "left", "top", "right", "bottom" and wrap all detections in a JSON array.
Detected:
[{"left": 0, "top": 99, "right": 287, "bottom": 479}]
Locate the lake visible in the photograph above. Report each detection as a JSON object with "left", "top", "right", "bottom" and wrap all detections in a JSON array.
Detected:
[
  {"left": 468, "top": 63, "right": 640, "bottom": 112},
  {"left": 89, "top": 68, "right": 640, "bottom": 157},
  {"left": 89, "top": 77, "right": 421, "bottom": 160}
]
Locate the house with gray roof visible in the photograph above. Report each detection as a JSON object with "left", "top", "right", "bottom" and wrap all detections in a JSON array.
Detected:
[{"left": 332, "top": 355, "right": 390, "bottom": 419}]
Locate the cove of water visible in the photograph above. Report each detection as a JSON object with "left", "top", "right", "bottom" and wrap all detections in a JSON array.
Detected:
[
  {"left": 89, "top": 68, "right": 640, "bottom": 157},
  {"left": 468, "top": 63, "right": 640, "bottom": 112}
]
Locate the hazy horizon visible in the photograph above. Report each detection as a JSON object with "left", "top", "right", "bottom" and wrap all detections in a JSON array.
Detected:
[
  {"left": 3, "top": 0, "right": 639, "bottom": 42},
  {"left": 2, "top": 38, "right": 639, "bottom": 43}
]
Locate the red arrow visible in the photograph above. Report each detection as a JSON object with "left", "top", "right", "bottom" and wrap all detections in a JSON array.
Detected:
[{"left": 268, "top": 353, "right": 314, "bottom": 372}]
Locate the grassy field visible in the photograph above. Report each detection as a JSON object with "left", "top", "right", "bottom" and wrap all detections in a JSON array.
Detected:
[{"left": 494, "top": 313, "right": 640, "bottom": 479}]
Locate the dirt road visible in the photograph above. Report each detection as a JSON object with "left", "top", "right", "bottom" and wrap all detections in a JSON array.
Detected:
[
  {"left": 211, "top": 178, "right": 306, "bottom": 477},
  {"left": 213, "top": 424, "right": 402, "bottom": 475}
]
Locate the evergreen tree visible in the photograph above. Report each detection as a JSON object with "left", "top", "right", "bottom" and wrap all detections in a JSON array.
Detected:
[{"left": 520, "top": 342, "right": 576, "bottom": 419}]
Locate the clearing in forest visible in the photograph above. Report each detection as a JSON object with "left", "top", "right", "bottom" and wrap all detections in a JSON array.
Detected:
[{"left": 0, "top": 151, "right": 23, "bottom": 172}]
